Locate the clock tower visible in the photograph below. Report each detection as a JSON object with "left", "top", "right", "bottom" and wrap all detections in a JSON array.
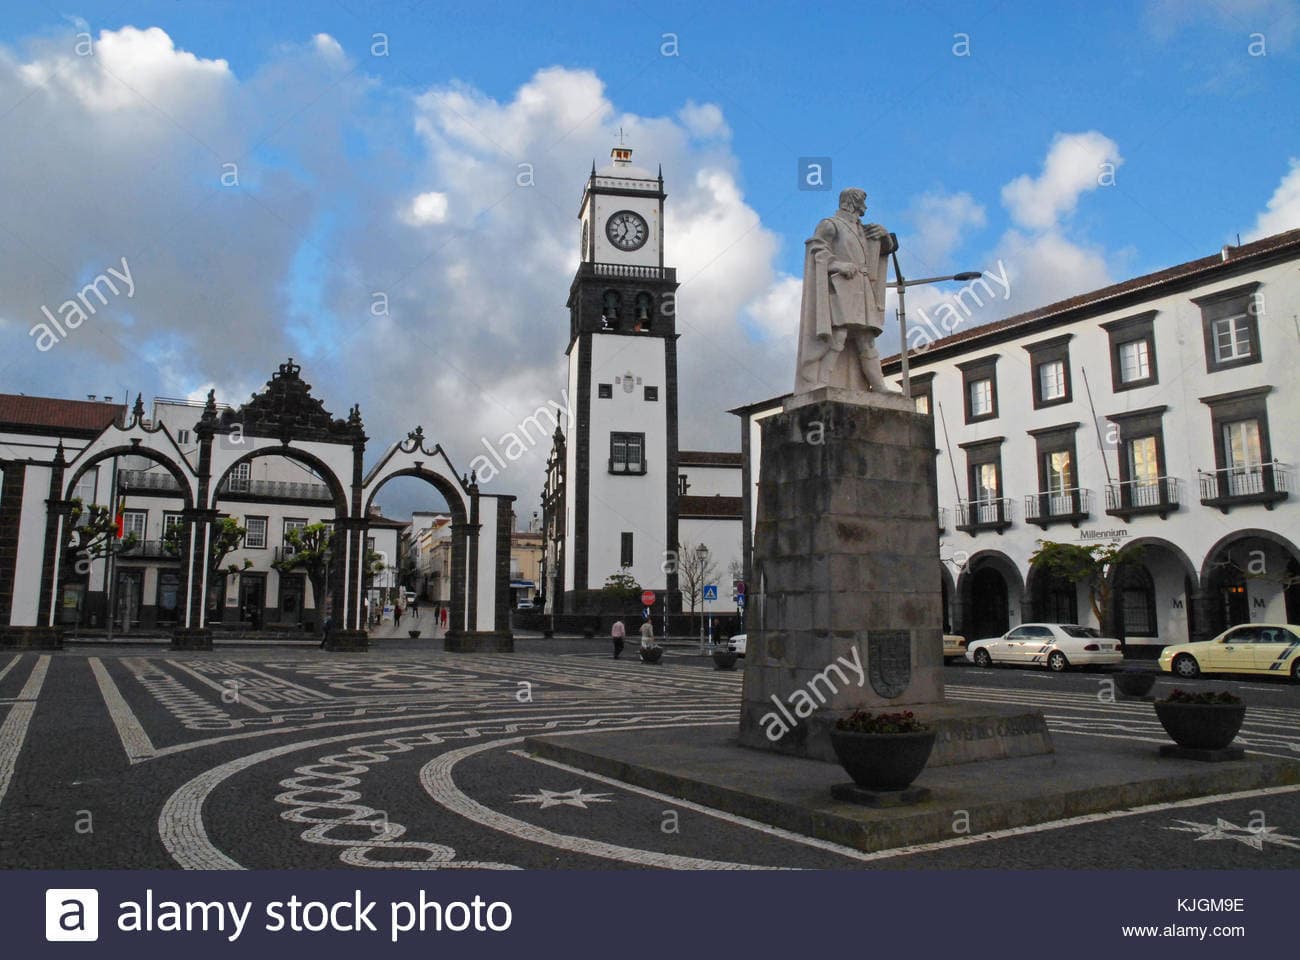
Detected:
[{"left": 558, "top": 144, "right": 680, "bottom": 609}]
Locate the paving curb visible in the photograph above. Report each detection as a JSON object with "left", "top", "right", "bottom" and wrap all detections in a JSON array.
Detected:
[{"left": 524, "top": 727, "right": 1300, "bottom": 854}]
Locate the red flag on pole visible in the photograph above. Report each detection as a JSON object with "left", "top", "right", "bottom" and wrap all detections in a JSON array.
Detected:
[{"left": 115, "top": 497, "right": 125, "bottom": 538}]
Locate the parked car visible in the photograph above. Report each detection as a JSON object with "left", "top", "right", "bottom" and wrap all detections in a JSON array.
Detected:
[
  {"left": 1159, "top": 623, "right": 1300, "bottom": 681},
  {"left": 942, "top": 634, "right": 967, "bottom": 662},
  {"left": 727, "top": 633, "right": 747, "bottom": 656},
  {"left": 965, "top": 623, "right": 1123, "bottom": 672},
  {"left": 516, "top": 599, "right": 535, "bottom": 611}
]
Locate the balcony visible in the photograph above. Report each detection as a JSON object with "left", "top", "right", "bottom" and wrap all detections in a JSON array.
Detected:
[
  {"left": 117, "top": 539, "right": 181, "bottom": 560},
  {"left": 217, "top": 477, "right": 334, "bottom": 503},
  {"left": 1198, "top": 462, "right": 1290, "bottom": 513},
  {"left": 1105, "top": 477, "right": 1180, "bottom": 520},
  {"left": 1024, "top": 488, "right": 1092, "bottom": 528},
  {"left": 581, "top": 261, "right": 674, "bottom": 282},
  {"left": 119, "top": 469, "right": 181, "bottom": 493},
  {"left": 955, "top": 498, "right": 1013, "bottom": 535},
  {"left": 608, "top": 458, "right": 648, "bottom": 476},
  {"left": 938, "top": 507, "right": 948, "bottom": 535}
]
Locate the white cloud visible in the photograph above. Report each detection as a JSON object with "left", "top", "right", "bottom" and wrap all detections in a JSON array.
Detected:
[
  {"left": 402, "top": 191, "right": 450, "bottom": 225},
  {"left": 743, "top": 275, "right": 801, "bottom": 341},
  {"left": 678, "top": 101, "right": 730, "bottom": 140},
  {"left": 312, "top": 33, "right": 345, "bottom": 62},
  {"left": 902, "top": 191, "right": 987, "bottom": 270},
  {"left": 1245, "top": 158, "right": 1300, "bottom": 240},
  {"left": 1001, "top": 131, "right": 1122, "bottom": 230}
]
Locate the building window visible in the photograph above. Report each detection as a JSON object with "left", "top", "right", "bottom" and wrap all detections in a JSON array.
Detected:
[
  {"left": 122, "top": 510, "right": 147, "bottom": 539},
  {"left": 1105, "top": 405, "right": 1176, "bottom": 518},
  {"left": 1024, "top": 333, "right": 1072, "bottom": 408},
  {"left": 244, "top": 516, "right": 267, "bottom": 549},
  {"left": 609, "top": 432, "right": 646, "bottom": 475},
  {"left": 1194, "top": 282, "right": 1262, "bottom": 374},
  {"left": 1027, "top": 423, "right": 1086, "bottom": 525},
  {"left": 1118, "top": 340, "right": 1150, "bottom": 383},
  {"left": 162, "top": 512, "right": 185, "bottom": 535},
  {"left": 1199, "top": 386, "right": 1285, "bottom": 508},
  {"left": 1102, "top": 310, "right": 1158, "bottom": 391},
  {"left": 958, "top": 356, "right": 998, "bottom": 423},
  {"left": 907, "top": 371, "right": 935, "bottom": 417},
  {"left": 620, "top": 532, "right": 634, "bottom": 567},
  {"left": 644, "top": 386, "right": 658, "bottom": 402},
  {"left": 281, "top": 518, "right": 307, "bottom": 555},
  {"left": 957, "top": 437, "right": 1009, "bottom": 532},
  {"left": 176, "top": 428, "right": 191, "bottom": 445},
  {"left": 71, "top": 467, "right": 98, "bottom": 506},
  {"left": 228, "top": 461, "right": 251, "bottom": 492},
  {"left": 598, "top": 383, "right": 613, "bottom": 399},
  {"left": 1116, "top": 564, "right": 1157, "bottom": 637}
]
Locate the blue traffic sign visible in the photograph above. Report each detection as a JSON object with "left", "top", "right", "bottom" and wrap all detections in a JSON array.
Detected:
[{"left": 702, "top": 584, "right": 718, "bottom": 601}]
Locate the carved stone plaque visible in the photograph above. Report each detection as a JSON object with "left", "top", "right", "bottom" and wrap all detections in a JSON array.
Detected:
[{"left": 868, "top": 629, "right": 911, "bottom": 699}]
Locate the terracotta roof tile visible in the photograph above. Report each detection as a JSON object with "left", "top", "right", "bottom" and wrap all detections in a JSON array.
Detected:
[{"left": 0, "top": 394, "right": 124, "bottom": 435}]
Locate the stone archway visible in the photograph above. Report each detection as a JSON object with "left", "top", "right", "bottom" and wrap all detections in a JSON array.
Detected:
[
  {"left": 956, "top": 551, "right": 1024, "bottom": 640},
  {"left": 362, "top": 427, "right": 514, "bottom": 652},
  {"left": 1199, "top": 529, "right": 1300, "bottom": 637}
]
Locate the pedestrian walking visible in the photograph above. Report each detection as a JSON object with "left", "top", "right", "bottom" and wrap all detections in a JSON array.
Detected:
[
  {"left": 610, "top": 619, "right": 626, "bottom": 659},
  {"left": 639, "top": 619, "right": 657, "bottom": 650},
  {"left": 440, "top": 606, "right": 448, "bottom": 629},
  {"left": 395, "top": 601, "right": 404, "bottom": 623},
  {"left": 411, "top": 598, "right": 420, "bottom": 618}
]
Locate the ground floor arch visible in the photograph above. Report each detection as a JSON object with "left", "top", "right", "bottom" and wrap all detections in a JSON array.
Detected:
[
  {"left": 1200, "top": 529, "right": 1300, "bottom": 637},
  {"left": 956, "top": 551, "right": 1025, "bottom": 641}
]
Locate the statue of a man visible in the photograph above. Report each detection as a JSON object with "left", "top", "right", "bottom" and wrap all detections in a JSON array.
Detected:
[{"left": 794, "top": 187, "right": 899, "bottom": 395}]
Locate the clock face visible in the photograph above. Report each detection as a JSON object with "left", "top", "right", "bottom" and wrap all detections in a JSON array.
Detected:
[{"left": 606, "top": 210, "right": 648, "bottom": 251}]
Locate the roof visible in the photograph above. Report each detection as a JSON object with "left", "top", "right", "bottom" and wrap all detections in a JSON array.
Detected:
[
  {"left": 679, "top": 450, "right": 742, "bottom": 467},
  {"left": 679, "top": 495, "right": 744, "bottom": 519},
  {"left": 0, "top": 394, "right": 124, "bottom": 436},
  {"left": 883, "top": 227, "right": 1300, "bottom": 371}
]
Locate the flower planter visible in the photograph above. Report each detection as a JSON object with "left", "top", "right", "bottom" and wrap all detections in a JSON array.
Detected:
[
  {"left": 640, "top": 647, "right": 663, "bottom": 664},
  {"left": 712, "top": 649, "right": 738, "bottom": 670},
  {"left": 828, "top": 729, "right": 936, "bottom": 792},
  {"left": 1154, "top": 701, "right": 1246, "bottom": 751},
  {"left": 1114, "top": 668, "right": 1157, "bottom": 698},
  {"left": 408, "top": 630, "right": 422, "bottom": 639}
]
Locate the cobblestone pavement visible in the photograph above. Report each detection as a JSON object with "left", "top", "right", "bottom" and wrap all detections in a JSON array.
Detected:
[{"left": 1, "top": 640, "right": 1298, "bottom": 870}]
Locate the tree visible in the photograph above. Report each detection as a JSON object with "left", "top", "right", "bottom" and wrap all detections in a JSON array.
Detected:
[
  {"left": 272, "top": 522, "right": 334, "bottom": 623},
  {"left": 600, "top": 569, "right": 641, "bottom": 603},
  {"left": 62, "top": 499, "right": 139, "bottom": 631},
  {"left": 675, "top": 542, "right": 719, "bottom": 621},
  {"left": 164, "top": 515, "right": 252, "bottom": 613},
  {"left": 1028, "top": 539, "right": 1145, "bottom": 636}
]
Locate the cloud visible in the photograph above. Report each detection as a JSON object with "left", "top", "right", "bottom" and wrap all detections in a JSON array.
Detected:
[
  {"left": 1001, "top": 131, "right": 1122, "bottom": 230},
  {"left": 402, "top": 191, "right": 450, "bottom": 225},
  {"left": 1245, "top": 158, "right": 1300, "bottom": 240},
  {"left": 0, "top": 28, "right": 790, "bottom": 520},
  {"left": 1145, "top": 0, "right": 1297, "bottom": 50},
  {"left": 902, "top": 191, "right": 987, "bottom": 270}
]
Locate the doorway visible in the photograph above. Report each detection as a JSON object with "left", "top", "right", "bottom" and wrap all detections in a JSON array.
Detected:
[
  {"left": 969, "top": 565, "right": 1010, "bottom": 639},
  {"left": 239, "top": 574, "right": 266, "bottom": 630}
]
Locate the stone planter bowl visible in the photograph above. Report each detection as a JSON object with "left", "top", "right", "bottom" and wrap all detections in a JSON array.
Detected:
[
  {"left": 1153, "top": 701, "right": 1246, "bottom": 751},
  {"left": 408, "top": 630, "right": 422, "bottom": 638},
  {"left": 1114, "top": 668, "right": 1158, "bottom": 698},
  {"left": 828, "top": 729, "right": 936, "bottom": 792},
  {"left": 712, "top": 649, "right": 739, "bottom": 670},
  {"left": 640, "top": 646, "right": 663, "bottom": 664}
]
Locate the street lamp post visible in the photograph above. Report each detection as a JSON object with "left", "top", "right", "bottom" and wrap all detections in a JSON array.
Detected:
[
  {"left": 887, "top": 242, "right": 982, "bottom": 398},
  {"left": 696, "top": 543, "right": 709, "bottom": 653}
]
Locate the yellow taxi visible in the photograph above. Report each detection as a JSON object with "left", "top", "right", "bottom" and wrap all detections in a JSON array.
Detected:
[
  {"left": 1159, "top": 624, "right": 1300, "bottom": 681},
  {"left": 943, "top": 634, "right": 967, "bottom": 662}
]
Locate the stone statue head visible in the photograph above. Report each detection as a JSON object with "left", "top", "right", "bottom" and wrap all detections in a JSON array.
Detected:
[{"left": 838, "top": 187, "right": 867, "bottom": 217}]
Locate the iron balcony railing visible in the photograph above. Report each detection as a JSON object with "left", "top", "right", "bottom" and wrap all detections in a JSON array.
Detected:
[
  {"left": 117, "top": 539, "right": 180, "bottom": 559},
  {"left": 119, "top": 469, "right": 181, "bottom": 492},
  {"left": 938, "top": 507, "right": 948, "bottom": 534},
  {"left": 1198, "top": 462, "right": 1290, "bottom": 504},
  {"left": 1105, "top": 476, "right": 1180, "bottom": 515},
  {"left": 586, "top": 261, "right": 673, "bottom": 281},
  {"left": 955, "top": 498, "right": 1013, "bottom": 531},
  {"left": 1024, "top": 487, "right": 1092, "bottom": 524},
  {"left": 217, "top": 477, "right": 334, "bottom": 501}
]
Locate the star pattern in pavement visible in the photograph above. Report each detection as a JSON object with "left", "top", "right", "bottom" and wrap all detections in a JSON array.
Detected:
[
  {"left": 512, "top": 787, "right": 614, "bottom": 810},
  {"left": 1166, "top": 817, "right": 1300, "bottom": 851}
]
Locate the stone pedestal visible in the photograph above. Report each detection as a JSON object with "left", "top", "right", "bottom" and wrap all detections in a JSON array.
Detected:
[
  {"left": 0, "top": 626, "right": 63, "bottom": 649},
  {"left": 738, "top": 391, "right": 947, "bottom": 759},
  {"left": 170, "top": 628, "right": 213, "bottom": 651}
]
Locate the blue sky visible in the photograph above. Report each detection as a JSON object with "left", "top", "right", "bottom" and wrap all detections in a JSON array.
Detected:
[{"left": 0, "top": 1, "right": 1296, "bottom": 515}]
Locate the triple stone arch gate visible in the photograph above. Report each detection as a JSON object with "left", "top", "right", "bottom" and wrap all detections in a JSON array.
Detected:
[{"left": 27, "top": 360, "right": 513, "bottom": 652}]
